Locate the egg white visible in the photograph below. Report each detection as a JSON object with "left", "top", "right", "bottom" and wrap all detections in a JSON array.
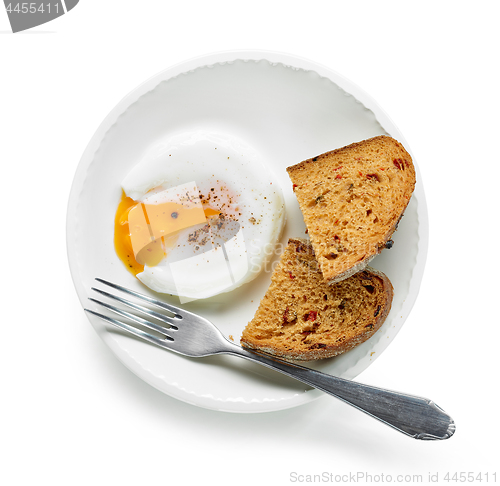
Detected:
[{"left": 121, "top": 131, "right": 285, "bottom": 301}]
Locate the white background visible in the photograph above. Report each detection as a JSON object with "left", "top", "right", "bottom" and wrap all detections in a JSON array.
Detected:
[{"left": 1, "top": 1, "right": 499, "bottom": 485}]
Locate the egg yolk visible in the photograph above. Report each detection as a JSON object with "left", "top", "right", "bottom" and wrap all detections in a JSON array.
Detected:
[{"left": 114, "top": 190, "right": 221, "bottom": 276}]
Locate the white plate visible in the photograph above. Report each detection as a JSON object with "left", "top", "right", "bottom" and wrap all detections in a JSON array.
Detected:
[{"left": 67, "top": 50, "right": 428, "bottom": 413}]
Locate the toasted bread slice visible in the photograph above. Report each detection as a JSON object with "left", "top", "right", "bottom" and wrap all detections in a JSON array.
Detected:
[
  {"left": 286, "top": 136, "right": 416, "bottom": 284},
  {"left": 240, "top": 239, "right": 393, "bottom": 361}
]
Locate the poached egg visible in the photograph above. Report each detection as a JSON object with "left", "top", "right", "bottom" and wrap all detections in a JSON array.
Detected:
[{"left": 114, "top": 131, "right": 285, "bottom": 302}]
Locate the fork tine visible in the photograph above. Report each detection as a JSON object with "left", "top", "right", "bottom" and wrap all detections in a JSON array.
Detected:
[
  {"left": 95, "top": 278, "right": 185, "bottom": 317},
  {"left": 88, "top": 297, "right": 175, "bottom": 340},
  {"left": 85, "top": 309, "right": 170, "bottom": 348},
  {"left": 91, "top": 287, "right": 179, "bottom": 329}
]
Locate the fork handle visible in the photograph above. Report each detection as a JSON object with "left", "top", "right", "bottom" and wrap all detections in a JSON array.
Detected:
[{"left": 226, "top": 346, "right": 455, "bottom": 440}]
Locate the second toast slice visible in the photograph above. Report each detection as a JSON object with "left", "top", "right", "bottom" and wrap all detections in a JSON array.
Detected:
[
  {"left": 240, "top": 238, "right": 393, "bottom": 361},
  {"left": 287, "top": 136, "right": 415, "bottom": 284}
]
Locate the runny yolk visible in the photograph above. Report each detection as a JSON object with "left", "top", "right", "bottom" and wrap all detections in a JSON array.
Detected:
[
  {"left": 114, "top": 194, "right": 145, "bottom": 275},
  {"left": 114, "top": 191, "right": 221, "bottom": 276}
]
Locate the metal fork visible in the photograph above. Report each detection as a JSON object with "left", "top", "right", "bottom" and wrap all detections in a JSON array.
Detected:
[{"left": 86, "top": 278, "right": 455, "bottom": 440}]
